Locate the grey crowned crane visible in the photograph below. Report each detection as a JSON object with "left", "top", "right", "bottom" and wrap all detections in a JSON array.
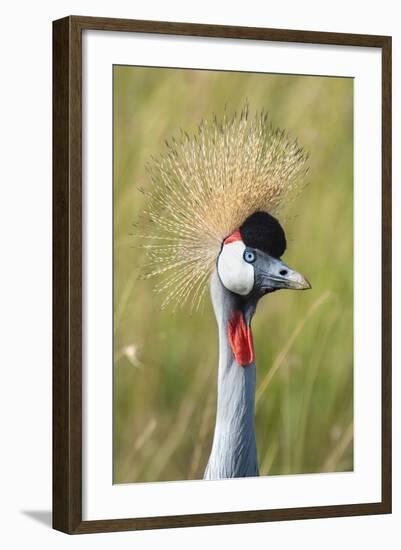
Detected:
[{"left": 140, "top": 107, "right": 311, "bottom": 480}]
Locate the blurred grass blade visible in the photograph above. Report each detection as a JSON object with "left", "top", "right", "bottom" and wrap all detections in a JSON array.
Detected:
[
  {"left": 323, "top": 421, "right": 354, "bottom": 471},
  {"left": 256, "top": 290, "right": 332, "bottom": 406}
]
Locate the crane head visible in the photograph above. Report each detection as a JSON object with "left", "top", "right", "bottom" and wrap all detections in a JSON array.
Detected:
[{"left": 140, "top": 107, "right": 310, "bottom": 310}]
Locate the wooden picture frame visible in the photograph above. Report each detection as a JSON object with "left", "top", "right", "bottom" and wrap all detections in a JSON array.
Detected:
[{"left": 53, "top": 15, "right": 392, "bottom": 534}]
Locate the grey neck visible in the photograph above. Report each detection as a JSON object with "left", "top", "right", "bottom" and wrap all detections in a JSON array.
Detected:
[{"left": 204, "top": 269, "right": 259, "bottom": 480}]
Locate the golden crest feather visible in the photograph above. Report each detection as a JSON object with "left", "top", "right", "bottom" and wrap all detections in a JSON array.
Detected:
[{"left": 138, "top": 106, "right": 309, "bottom": 310}]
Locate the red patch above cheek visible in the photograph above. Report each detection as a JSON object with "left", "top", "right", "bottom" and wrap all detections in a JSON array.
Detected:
[
  {"left": 227, "top": 310, "right": 255, "bottom": 367},
  {"left": 223, "top": 230, "right": 242, "bottom": 245}
]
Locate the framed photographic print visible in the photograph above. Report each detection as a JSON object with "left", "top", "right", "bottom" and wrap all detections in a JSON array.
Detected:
[{"left": 52, "top": 16, "right": 392, "bottom": 534}]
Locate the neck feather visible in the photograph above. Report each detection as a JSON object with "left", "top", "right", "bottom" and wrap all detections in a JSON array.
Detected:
[{"left": 204, "top": 270, "right": 259, "bottom": 480}]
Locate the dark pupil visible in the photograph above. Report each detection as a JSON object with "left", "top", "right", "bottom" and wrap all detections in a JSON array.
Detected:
[{"left": 245, "top": 251, "right": 254, "bottom": 262}]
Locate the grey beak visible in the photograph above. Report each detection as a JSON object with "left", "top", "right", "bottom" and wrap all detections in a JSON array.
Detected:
[
  {"left": 261, "top": 257, "right": 311, "bottom": 291},
  {"left": 278, "top": 268, "right": 311, "bottom": 290}
]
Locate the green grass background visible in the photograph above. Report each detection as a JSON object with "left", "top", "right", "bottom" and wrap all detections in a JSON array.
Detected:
[{"left": 113, "top": 66, "right": 353, "bottom": 483}]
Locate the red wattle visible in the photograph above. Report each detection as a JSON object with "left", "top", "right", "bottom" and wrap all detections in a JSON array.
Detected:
[{"left": 227, "top": 310, "right": 255, "bottom": 367}]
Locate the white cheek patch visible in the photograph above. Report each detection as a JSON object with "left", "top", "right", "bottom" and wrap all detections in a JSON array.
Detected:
[{"left": 217, "top": 240, "right": 254, "bottom": 296}]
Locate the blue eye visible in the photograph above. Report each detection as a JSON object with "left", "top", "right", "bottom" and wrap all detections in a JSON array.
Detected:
[{"left": 243, "top": 250, "right": 256, "bottom": 263}]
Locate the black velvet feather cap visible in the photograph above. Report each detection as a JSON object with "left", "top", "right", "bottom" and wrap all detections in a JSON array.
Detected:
[{"left": 239, "top": 211, "right": 287, "bottom": 258}]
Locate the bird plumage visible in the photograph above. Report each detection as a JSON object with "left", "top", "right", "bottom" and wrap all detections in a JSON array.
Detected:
[{"left": 136, "top": 105, "right": 310, "bottom": 480}]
